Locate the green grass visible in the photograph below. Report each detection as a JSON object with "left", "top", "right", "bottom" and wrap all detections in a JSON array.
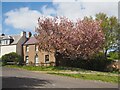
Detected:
[
  {"left": 5, "top": 65, "right": 59, "bottom": 71},
  {"left": 48, "top": 72, "right": 119, "bottom": 83},
  {"left": 5, "top": 65, "right": 89, "bottom": 72},
  {"left": 4, "top": 65, "right": 119, "bottom": 83}
]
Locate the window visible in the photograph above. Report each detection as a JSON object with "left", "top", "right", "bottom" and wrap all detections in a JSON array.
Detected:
[
  {"left": 35, "top": 54, "right": 39, "bottom": 66},
  {"left": 1, "top": 40, "right": 4, "bottom": 45},
  {"left": 7, "top": 40, "right": 10, "bottom": 44},
  {"left": 45, "top": 55, "right": 49, "bottom": 62},
  {"left": 26, "top": 45, "right": 29, "bottom": 52},
  {"left": 35, "top": 45, "right": 38, "bottom": 51},
  {"left": 26, "top": 56, "right": 29, "bottom": 64},
  {"left": 5, "top": 40, "right": 8, "bottom": 44},
  {"left": 1, "top": 40, "right": 10, "bottom": 45}
]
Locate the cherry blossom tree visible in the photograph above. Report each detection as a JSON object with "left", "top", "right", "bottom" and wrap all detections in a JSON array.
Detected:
[{"left": 35, "top": 17, "right": 105, "bottom": 59}]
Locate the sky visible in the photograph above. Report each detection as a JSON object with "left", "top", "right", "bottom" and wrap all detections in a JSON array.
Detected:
[
  {"left": 0, "top": 0, "right": 119, "bottom": 35},
  {"left": 0, "top": 1, "right": 2, "bottom": 34}
]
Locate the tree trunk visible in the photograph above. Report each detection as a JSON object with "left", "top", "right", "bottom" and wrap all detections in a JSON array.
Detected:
[{"left": 104, "top": 49, "right": 108, "bottom": 60}]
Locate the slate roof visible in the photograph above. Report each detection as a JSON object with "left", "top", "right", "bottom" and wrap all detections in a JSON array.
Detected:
[
  {"left": 24, "top": 37, "right": 39, "bottom": 45},
  {"left": 0, "top": 36, "right": 3, "bottom": 40},
  {"left": 11, "top": 35, "right": 22, "bottom": 45},
  {"left": 0, "top": 34, "right": 22, "bottom": 45},
  {"left": 2, "top": 36, "right": 13, "bottom": 40}
]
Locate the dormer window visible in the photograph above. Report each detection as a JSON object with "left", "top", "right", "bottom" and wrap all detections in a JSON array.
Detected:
[
  {"left": 1, "top": 36, "right": 13, "bottom": 45},
  {"left": 5, "top": 40, "right": 8, "bottom": 44},
  {"left": 1, "top": 39, "right": 10, "bottom": 45}
]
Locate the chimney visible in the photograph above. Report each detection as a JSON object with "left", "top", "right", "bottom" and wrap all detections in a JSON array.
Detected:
[
  {"left": 1, "top": 33, "right": 5, "bottom": 36},
  {"left": 20, "top": 31, "right": 26, "bottom": 36},
  {"left": 28, "top": 32, "right": 32, "bottom": 38}
]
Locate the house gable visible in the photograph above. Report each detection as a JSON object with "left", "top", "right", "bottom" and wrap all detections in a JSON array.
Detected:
[{"left": 0, "top": 31, "right": 27, "bottom": 57}]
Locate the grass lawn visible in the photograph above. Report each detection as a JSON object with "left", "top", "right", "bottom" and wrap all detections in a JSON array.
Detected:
[
  {"left": 48, "top": 72, "right": 118, "bottom": 83},
  {"left": 5, "top": 65, "right": 119, "bottom": 83}
]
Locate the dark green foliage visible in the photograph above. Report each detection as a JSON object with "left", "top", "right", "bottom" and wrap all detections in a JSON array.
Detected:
[
  {"left": 56, "top": 52, "right": 112, "bottom": 72},
  {"left": 2, "top": 52, "right": 22, "bottom": 65}
]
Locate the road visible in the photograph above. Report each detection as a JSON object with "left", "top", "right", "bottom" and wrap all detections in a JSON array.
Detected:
[{"left": 1, "top": 67, "right": 118, "bottom": 88}]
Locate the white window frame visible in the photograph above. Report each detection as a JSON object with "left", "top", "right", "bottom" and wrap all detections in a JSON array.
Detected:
[
  {"left": 26, "top": 56, "right": 29, "bottom": 64},
  {"left": 35, "top": 54, "right": 39, "bottom": 66},
  {"left": 26, "top": 45, "right": 29, "bottom": 52}
]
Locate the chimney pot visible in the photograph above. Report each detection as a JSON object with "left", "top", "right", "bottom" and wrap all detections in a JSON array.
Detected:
[
  {"left": 28, "top": 32, "right": 32, "bottom": 38},
  {"left": 20, "top": 31, "right": 26, "bottom": 36},
  {"left": 1, "top": 34, "right": 5, "bottom": 36}
]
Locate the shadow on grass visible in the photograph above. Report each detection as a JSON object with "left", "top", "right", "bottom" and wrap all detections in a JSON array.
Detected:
[{"left": 2, "top": 76, "right": 51, "bottom": 88}]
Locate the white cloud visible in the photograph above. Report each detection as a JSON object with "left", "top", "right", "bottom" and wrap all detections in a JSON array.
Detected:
[
  {"left": 52, "top": 1, "right": 118, "bottom": 21},
  {"left": 54, "top": 2, "right": 84, "bottom": 20},
  {"left": 4, "top": 1, "right": 118, "bottom": 32},
  {"left": 4, "top": 6, "right": 55, "bottom": 31},
  {"left": 41, "top": 5, "right": 56, "bottom": 16},
  {"left": 5, "top": 7, "right": 42, "bottom": 31},
  {"left": 82, "top": 2, "right": 118, "bottom": 18}
]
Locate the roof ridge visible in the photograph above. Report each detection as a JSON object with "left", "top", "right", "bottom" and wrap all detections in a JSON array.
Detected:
[
  {"left": 0, "top": 34, "right": 21, "bottom": 37},
  {"left": 24, "top": 36, "right": 38, "bottom": 45},
  {"left": 7, "top": 34, "right": 20, "bottom": 36}
]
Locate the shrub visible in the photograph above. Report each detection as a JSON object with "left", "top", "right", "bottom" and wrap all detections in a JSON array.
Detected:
[
  {"left": 56, "top": 52, "right": 114, "bottom": 72},
  {"left": 107, "top": 51, "right": 119, "bottom": 60},
  {"left": 2, "top": 52, "right": 22, "bottom": 66}
]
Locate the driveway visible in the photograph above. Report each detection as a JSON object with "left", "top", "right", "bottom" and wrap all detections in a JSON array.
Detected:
[{"left": 1, "top": 67, "right": 118, "bottom": 88}]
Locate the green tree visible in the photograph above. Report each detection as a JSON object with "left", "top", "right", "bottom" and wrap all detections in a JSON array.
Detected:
[
  {"left": 2, "top": 52, "right": 22, "bottom": 65},
  {"left": 108, "top": 51, "right": 119, "bottom": 60},
  {"left": 95, "top": 13, "right": 118, "bottom": 59}
]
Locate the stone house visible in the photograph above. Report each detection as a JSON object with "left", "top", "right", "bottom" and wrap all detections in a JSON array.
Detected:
[{"left": 23, "top": 37, "right": 56, "bottom": 66}]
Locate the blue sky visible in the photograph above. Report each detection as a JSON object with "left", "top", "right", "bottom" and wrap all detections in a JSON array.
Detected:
[
  {"left": 2, "top": 2, "right": 55, "bottom": 35},
  {"left": 1, "top": 0, "right": 119, "bottom": 35}
]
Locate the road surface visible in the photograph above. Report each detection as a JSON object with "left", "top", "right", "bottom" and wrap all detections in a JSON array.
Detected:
[{"left": 1, "top": 67, "right": 118, "bottom": 88}]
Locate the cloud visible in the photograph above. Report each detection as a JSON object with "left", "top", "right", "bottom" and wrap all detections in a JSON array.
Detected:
[
  {"left": 52, "top": 1, "right": 118, "bottom": 21},
  {"left": 41, "top": 5, "right": 56, "bottom": 16},
  {"left": 82, "top": 2, "right": 118, "bottom": 18},
  {"left": 5, "top": 7, "right": 42, "bottom": 31},
  {"left": 4, "top": 1, "right": 118, "bottom": 32},
  {"left": 53, "top": 2, "right": 85, "bottom": 20},
  {"left": 4, "top": 6, "right": 55, "bottom": 31}
]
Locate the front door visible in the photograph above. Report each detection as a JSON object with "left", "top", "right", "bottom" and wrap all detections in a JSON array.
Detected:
[{"left": 35, "top": 55, "right": 39, "bottom": 66}]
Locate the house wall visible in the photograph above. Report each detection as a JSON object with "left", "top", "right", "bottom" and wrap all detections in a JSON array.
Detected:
[
  {"left": 23, "top": 44, "right": 56, "bottom": 66},
  {"left": 16, "top": 33, "right": 27, "bottom": 56},
  {"left": 0, "top": 31, "right": 27, "bottom": 58},
  {"left": 0, "top": 45, "right": 16, "bottom": 57}
]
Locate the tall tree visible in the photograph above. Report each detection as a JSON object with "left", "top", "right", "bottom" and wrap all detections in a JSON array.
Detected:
[
  {"left": 35, "top": 17, "right": 105, "bottom": 59},
  {"left": 95, "top": 13, "right": 118, "bottom": 59}
]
